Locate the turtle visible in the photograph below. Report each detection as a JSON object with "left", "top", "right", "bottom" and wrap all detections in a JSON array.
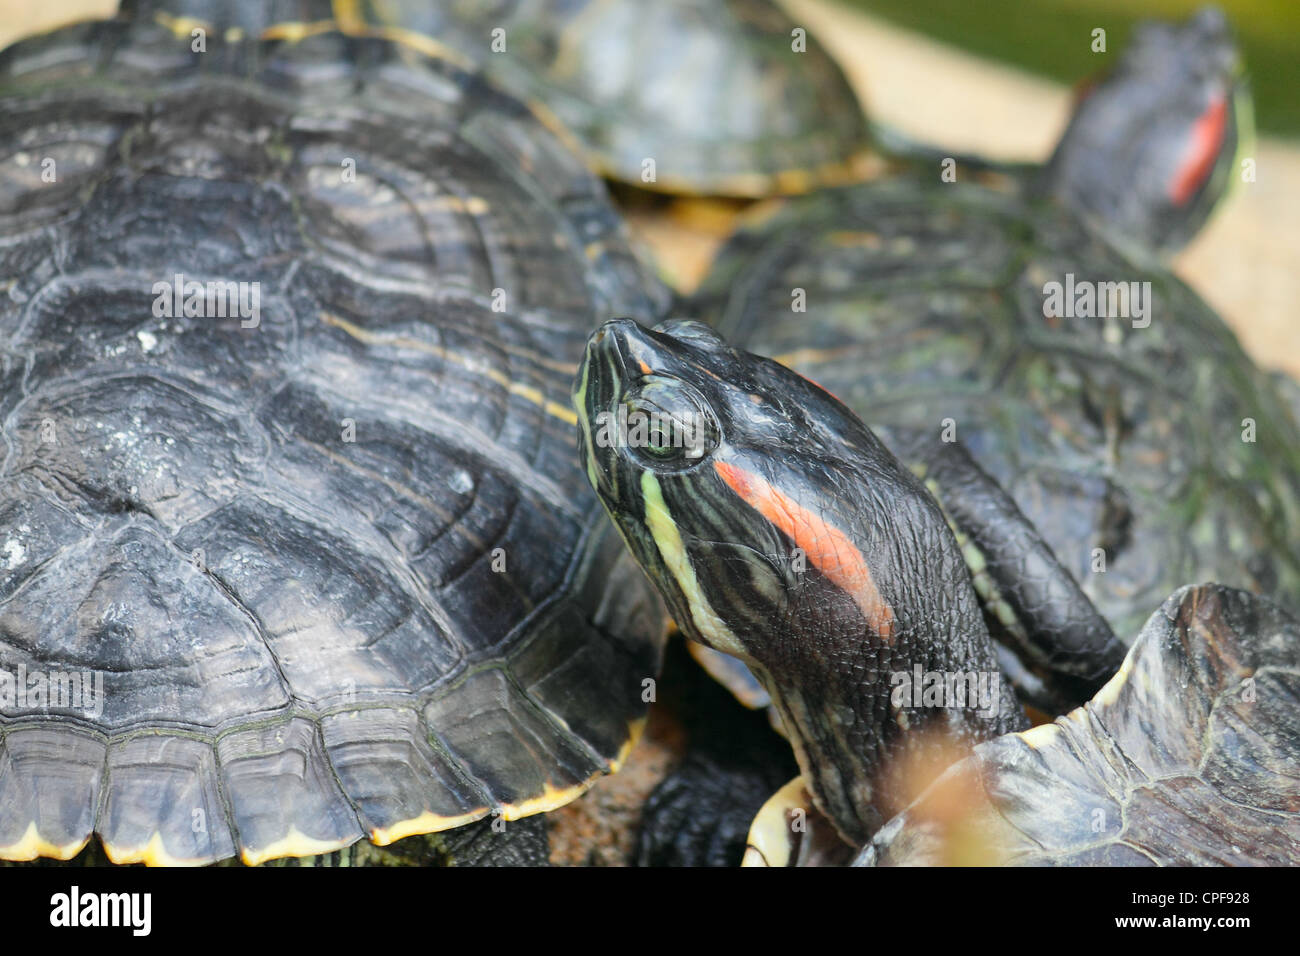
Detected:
[
  {"left": 572, "top": 317, "right": 1300, "bottom": 865},
  {"left": 627, "top": 8, "right": 1297, "bottom": 865},
  {"left": 326, "top": 0, "right": 876, "bottom": 199},
  {"left": 690, "top": 35, "right": 1297, "bottom": 650},
  {"left": 694, "top": 178, "right": 1300, "bottom": 652},
  {"left": 872, "top": 5, "right": 1249, "bottom": 260},
  {"left": 0, "top": 3, "right": 669, "bottom": 866},
  {"left": 694, "top": 182, "right": 1300, "bottom": 647},
  {"left": 679, "top": 7, "right": 1280, "bottom": 674}
]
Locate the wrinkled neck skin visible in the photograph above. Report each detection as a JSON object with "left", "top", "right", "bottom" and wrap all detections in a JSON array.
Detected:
[{"left": 708, "top": 448, "right": 1026, "bottom": 848}]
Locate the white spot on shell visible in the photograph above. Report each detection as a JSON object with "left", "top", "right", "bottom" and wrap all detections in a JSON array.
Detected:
[
  {"left": 137, "top": 330, "right": 159, "bottom": 352},
  {"left": 449, "top": 468, "right": 473, "bottom": 494},
  {"left": 3, "top": 539, "right": 25, "bottom": 569}
]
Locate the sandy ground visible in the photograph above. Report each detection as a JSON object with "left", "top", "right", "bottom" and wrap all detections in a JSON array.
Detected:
[{"left": 0, "top": 0, "right": 118, "bottom": 48}]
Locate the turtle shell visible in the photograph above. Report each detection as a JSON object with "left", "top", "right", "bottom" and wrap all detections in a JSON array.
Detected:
[
  {"left": 857, "top": 583, "right": 1300, "bottom": 865},
  {"left": 334, "top": 0, "right": 874, "bottom": 197},
  {"left": 694, "top": 179, "right": 1300, "bottom": 640},
  {"left": 0, "top": 12, "right": 667, "bottom": 865}
]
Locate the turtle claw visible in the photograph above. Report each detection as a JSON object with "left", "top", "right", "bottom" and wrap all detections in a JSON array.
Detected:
[
  {"left": 636, "top": 748, "right": 789, "bottom": 867},
  {"left": 635, "top": 641, "right": 797, "bottom": 867}
]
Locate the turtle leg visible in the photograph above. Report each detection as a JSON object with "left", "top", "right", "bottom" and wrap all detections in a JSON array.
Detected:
[
  {"left": 419, "top": 816, "right": 550, "bottom": 867},
  {"left": 881, "top": 428, "right": 1129, "bottom": 708},
  {"left": 636, "top": 640, "right": 796, "bottom": 867}
]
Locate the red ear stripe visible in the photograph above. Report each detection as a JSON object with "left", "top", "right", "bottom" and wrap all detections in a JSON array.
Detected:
[
  {"left": 1168, "top": 94, "right": 1228, "bottom": 206},
  {"left": 714, "top": 460, "right": 896, "bottom": 642}
]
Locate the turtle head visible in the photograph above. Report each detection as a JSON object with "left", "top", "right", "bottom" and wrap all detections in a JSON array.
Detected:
[
  {"left": 574, "top": 318, "right": 1007, "bottom": 844},
  {"left": 574, "top": 317, "right": 905, "bottom": 665},
  {"left": 1040, "top": 6, "right": 1248, "bottom": 255}
]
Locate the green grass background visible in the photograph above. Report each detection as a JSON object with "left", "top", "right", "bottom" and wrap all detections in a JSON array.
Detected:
[{"left": 837, "top": 0, "right": 1300, "bottom": 135}]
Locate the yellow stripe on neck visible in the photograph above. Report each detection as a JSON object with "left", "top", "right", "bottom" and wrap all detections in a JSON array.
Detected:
[{"left": 640, "top": 471, "right": 748, "bottom": 660}]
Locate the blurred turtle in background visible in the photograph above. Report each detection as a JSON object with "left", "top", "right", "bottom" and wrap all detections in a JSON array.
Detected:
[
  {"left": 84, "top": 3, "right": 1244, "bottom": 282},
  {"left": 875, "top": 6, "right": 1247, "bottom": 260},
  {"left": 333, "top": 0, "right": 876, "bottom": 199}
]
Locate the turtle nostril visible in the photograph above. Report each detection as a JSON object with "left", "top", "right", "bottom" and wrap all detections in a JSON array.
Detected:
[{"left": 595, "top": 319, "right": 647, "bottom": 357}]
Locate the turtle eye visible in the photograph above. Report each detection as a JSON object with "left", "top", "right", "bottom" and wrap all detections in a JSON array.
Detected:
[
  {"left": 622, "top": 377, "right": 719, "bottom": 468},
  {"left": 641, "top": 418, "right": 678, "bottom": 459}
]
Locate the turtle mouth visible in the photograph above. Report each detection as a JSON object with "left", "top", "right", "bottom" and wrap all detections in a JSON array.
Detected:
[
  {"left": 575, "top": 320, "right": 642, "bottom": 499},
  {"left": 587, "top": 318, "right": 657, "bottom": 377},
  {"left": 574, "top": 319, "right": 671, "bottom": 440}
]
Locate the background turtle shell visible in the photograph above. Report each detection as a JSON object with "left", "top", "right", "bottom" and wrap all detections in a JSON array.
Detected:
[
  {"left": 0, "top": 13, "right": 667, "bottom": 865},
  {"left": 339, "top": 0, "right": 874, "bottom": 197},
  {"left": 857, "top": 584, "right": 1300, "bottom": 865},
  {"left": 695, "top": 179, "right": 1300, "bottom": 641}
]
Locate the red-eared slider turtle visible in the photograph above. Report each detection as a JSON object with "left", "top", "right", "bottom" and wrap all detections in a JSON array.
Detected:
[
  {"left": 625, "top": 10, "right": 1296, "bottom": 865},
  {"left": 876, "top": 6, "right": 1247, "bottom": 259},
  {"left": 695, "top": 181, "right": 1300, "bottom": 651},
  {"left": 573, "top": 318, "right": 1300, "bottom": 865},
  {"left": 327, "top": 0, "right": 874, "bottom": 198},
  {"left": 0, "top": 5, "right": 667, "bottom": 865},
  {"left": 1036, "top": 7, "right": 1247, "bottom": 258},
  {"left": 691, "top": 13, "right": 1299, "bottom": 649}
]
